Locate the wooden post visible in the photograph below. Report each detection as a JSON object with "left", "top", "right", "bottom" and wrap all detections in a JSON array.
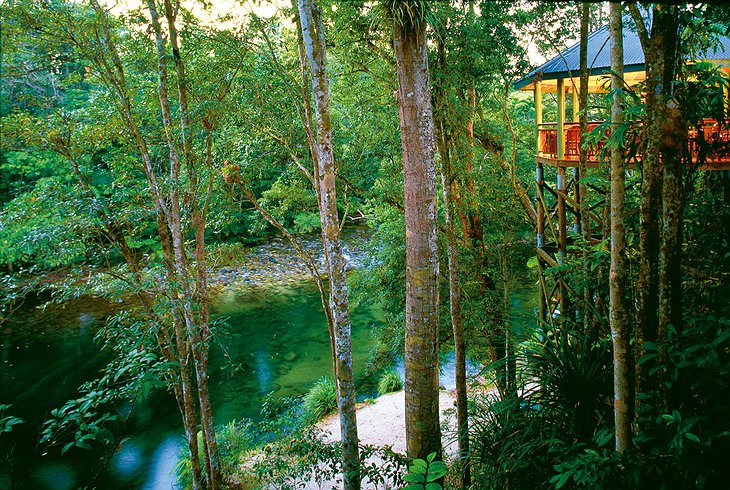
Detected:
[
  {"left": 557, "top": 167, "right": 567, "bottom": 263},
  {"left": 572, "top": 84, "right": 580, "bottom": 232},
  {"left": 557, "top": 79, "right": 567, "bottom": 316},
  {"left": 535, "top": 79, "right": 547, "bottom": 323},
  {"left": 535, "top": 80, "right": 543, "bottom": 154},
  {"left": 557, "top": 78, "right": 565, "bottom": 160},
  {"left": 557, "top": 165, "right": 567, "bottom": 316},
  {"left": 571, "top": 84, "right": 581, "bottom": 234},
  {"left": 536, "top": 154, "right": 546, "bottom": 323},
  {"left": 573, "top": 167, "right": 580, "bottom": 234},
  {"left": 536, "top": 161, "right": 545, "bottom": 249}
]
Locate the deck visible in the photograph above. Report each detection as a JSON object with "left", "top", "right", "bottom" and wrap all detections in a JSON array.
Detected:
[{"left": 536, "top": 119, "right": 730, "bottom": 170}]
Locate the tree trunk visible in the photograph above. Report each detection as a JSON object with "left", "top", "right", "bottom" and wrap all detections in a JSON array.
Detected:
[
  {"left": 441, "top": 169, "right": 470, "bottom": 485},
  {"left": 392, "top": 4, "right": 442, "bottom": 461},
  {"left": 629, "top": 4, "right": 681, "bottom": 423},
  {"left": 144, "top": 2, "right": 221, "bottom": 484},
  {"left": 84, "top": 1, "right": 221, "bottom": 485},
  {"left": 658, "top": 119, "right": 686, "bottom": 341},
  {"left": 297, "top": 1, "right": 360, "bottom": 487},
  {"left": 435, "top": 82, "right": 470, "bottom": 486},
  {"left": 656, "top": 12, "right": 685, "bottom": 353},
  {"left": 291, "top": 0, "right": 339, "bottom": 375},
  {"left": 609, "top": 3, "right": 633, "bottom": 453},
  {"left": 578, "top": 1, "right": 592, "bottom": 332}
]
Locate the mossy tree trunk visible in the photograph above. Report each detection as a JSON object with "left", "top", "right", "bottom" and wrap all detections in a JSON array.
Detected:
[
  {"left": 392, "top": 1, "right": 442, "bottom": 461},
  {"left": 629, "top": 3, "right": 682, "bottom": 422}
]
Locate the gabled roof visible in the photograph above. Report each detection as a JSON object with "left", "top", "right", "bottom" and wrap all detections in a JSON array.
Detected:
[{"left": 515, "top": 15, "right": 730, "bottom": 91}]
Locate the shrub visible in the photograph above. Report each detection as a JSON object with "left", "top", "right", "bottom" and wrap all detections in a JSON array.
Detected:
[
  {"left": 176, "top": 419, "right": 257, "bottom": 488},
  {"left": 402, "top": 452, "right": 447, "bottom": 490},
  {"left": 377, "top": 369, "right": 403, "bottom": 395},
  {"left": 303, "top": 376, "right": 337, "bottom": 421}
]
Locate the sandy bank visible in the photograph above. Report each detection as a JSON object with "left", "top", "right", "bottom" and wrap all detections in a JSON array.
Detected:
[{"left": 317, "top": 389, "right": 459, "bottom": 456}]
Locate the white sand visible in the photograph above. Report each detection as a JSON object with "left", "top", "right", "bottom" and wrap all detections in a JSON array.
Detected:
[
  {"left": 244, "top": 388, "right": 496, "bottom": 489},
  {"left": 317, "top": 389, "right": 459, "bottom": 456}
]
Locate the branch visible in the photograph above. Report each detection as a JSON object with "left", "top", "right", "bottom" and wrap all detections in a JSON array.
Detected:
[{"left": 628, "top": 3, "right": 650, "bottom": 55}]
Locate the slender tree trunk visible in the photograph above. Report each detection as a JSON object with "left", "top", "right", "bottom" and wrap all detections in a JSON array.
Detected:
[
  {"left": 297, "top": 1, "right": 360, "bottom": 487},
  {"left": 609, "top": 3, "right": 633, "bottom": 453},
  {"left": 503, "top": 83, "right": 537, "bottom": 225},
  {"left": 392, "top": 4, "right": 442, "bottom": 461},
  {"left": 635, "top": 15, "right": 665, "bottom": 387},
  {"left": 578, "top": 1, "right": 592, "bottom": 332},
  {"left": 501, "top": 228, "right": 516, "bottom": 396},
  {"left": 176, "top": 324, "right": 205, "bottom": 490},
  {"left": 144, "top": 2, "right": 221, "bottom": 484},
  {"left": 157, "top": 212, "right": 205, "bottom": 490},
  {"left": 239, "top": 186, "right": 338, "bottom": 375},
  {"left": 290, "top": 0, "right": 338, "bottom": 374},
  {"left": 442, "top": 173, "right": 471, "bottom": 485},
  {"left": 656, "top": 13, "right": 686, "bottom": 352},
  {"left": 435, "top": 103, "right": 470, "bottom": 487}
]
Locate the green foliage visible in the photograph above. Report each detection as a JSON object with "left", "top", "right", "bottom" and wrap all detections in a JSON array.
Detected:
[
  {"left": 678, "top": 62, "right": 729, "bottom": 126},
  {"left": 377, "top": 0, "right": 432, "bottom": 31},
  {"left": 402, "top": 452, "right": 447, "bottom": 490},
  {"left": 244, "top": 427, "right": 406, "bottom": 489},
  {"left": 0, "top": 178, "right": 99, "bottom": 269},
  {"left": 527, "top": 324, "right": 612, "bottom": 442},
  {"left": 40, "top": 327, "right": 169, "bottom": 456},
  {"left": 176, "top": 397, "right": 407, "bottom": 489},
  {"left": 0, "top": 405, "right": 24, "bottom": 434},
  {"left": 470, "top": 319, "right": 613, "bottom": 489},
  {"left": 350, "top": 204, "right": 407, "bottom": 368},
  {"left": 549, "top": 439, "right": 624, "bottom": 490},
  {"left": 377, "top": 369, "right": 403, "bottom": 395},
  {"left": 258, "top": 177, "right": 320, "bottom": 234},
  {"left": 303, "top": 376, "right": 338, "bottom": 421},
  {"left": 630, "top": 315, "right": 730, "bottom": 488},
  {"left": 260, "top": 393, "right": 302, "bottom": 426}
]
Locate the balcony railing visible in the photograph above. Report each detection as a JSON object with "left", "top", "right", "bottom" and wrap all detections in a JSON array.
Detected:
[
  {"left": 537, "top": 122, "right": 603, "bottom": 160},
  {"left": 537, "top": 119, "right": 730, "bottom": 166}
]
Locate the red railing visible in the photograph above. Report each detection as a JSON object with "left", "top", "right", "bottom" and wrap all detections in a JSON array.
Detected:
[
  {"left": 537, "top": 121, "right": 604, "bottom": 160},
  {"left": 537, "top": 119, "right": 730, "bottom": 165}
]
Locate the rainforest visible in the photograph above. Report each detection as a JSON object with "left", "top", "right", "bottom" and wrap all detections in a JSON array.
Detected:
[{"left": 1, "top": 1, "right": 729, "bottom": 489}]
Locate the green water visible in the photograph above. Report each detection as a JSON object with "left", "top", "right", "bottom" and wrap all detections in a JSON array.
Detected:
[
  {"left": 0, "top": 281, "right": 381, "bottom": 489},
  {"left": 1, "top": 275, "right": 538, "bottom": 489},
  {"left": 210, "top": 284, "right": 380, "bottom": 422}
]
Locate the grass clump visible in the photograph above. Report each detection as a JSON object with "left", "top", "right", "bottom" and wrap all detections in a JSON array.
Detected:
[
  {"left": 377, "top": 369, "right": 403, "bottom": 395},
  {"left": 303, "top": 376, "right": 337, "bottom": 421}
]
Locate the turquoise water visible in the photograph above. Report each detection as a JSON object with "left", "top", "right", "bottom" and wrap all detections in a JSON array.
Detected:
[{"left": 0, "top": 281, "right": 381, "bottom": 489}]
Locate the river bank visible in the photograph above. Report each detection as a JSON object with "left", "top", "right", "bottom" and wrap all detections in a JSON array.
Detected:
[
  {"left": 208, "top": 226, "right": 370, "bottom": 289},
  {"left": 1, "top": 225, "right": 371, "bottom": 326},
  {"left": 317, "top": 389, "right": 459, "bottom": 456}
]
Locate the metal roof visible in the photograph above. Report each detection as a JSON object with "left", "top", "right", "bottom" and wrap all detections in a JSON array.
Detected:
[{"left": 514, "top": 16, "right": 730, "bottom": 90}]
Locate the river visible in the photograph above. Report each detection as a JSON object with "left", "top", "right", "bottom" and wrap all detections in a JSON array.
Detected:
[
  {"left": 0, "top": 279, "right": 386, "bottom": 489},
  {"left": 0, "top": 239, "right": 537, "bottom": 489}
]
